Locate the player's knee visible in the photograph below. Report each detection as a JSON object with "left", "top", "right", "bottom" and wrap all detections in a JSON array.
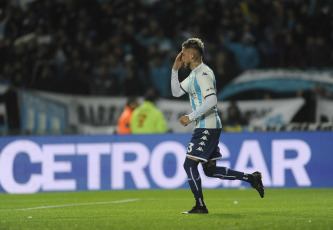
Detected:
[
  {"left": 203, "top": 167, "right": 214, "bottom": 177},
  {"left": 202, "top": 161, "right": 216, "bottom": 177}
]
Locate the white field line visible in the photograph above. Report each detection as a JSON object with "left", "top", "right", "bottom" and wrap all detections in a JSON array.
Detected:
[
  {"left": 0, "top": 199, "right": 140, "bottom": 211},
  {"left": 0, "top": 197, "right": 258, "bottom": 212}
]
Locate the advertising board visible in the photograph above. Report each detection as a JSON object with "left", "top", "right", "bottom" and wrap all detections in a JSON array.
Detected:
[{"left": 0, "top": 132, "right": 332, "bottom": 193}]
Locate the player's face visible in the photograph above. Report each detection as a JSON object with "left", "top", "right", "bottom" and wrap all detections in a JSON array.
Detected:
[{"left": 181, "top": 48, "right": 191, "bottom": 69}]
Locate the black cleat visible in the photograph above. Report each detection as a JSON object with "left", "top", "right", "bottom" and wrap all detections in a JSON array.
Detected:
[
  {"left": 250, "top": 171, "right": 265, "bottom": 198},
  {"left": 181, "top": 205, "right": 209, "bottom": 214}
]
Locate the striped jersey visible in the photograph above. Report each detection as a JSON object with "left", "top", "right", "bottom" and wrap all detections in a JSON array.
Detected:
[{"left": 180, "top": 63, "right": 222, "bottom": 129}]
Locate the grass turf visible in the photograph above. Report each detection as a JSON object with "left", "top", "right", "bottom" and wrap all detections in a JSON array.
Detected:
[{"left": 0, "top": 188, "right": 332, "bottom": 230}]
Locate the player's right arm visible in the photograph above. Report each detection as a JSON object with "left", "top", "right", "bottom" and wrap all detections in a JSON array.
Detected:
[
  {"left": 172, "top": 52, "right": 183, "bottom": 70},
  {"left": 171, "top": 52, "right": 188, "bottom": 97}
]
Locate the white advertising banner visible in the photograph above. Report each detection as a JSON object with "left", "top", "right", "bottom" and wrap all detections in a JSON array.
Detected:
[
  {"left": 33, "top": 90, "right": 304, "bottom": 133},
  {"left": 233, "top": 98, "right": 305, "bottom": 126},
  {"left": 161, "top": 98, "right": 304, "bottom": 131},
  {"left": 35, "top": 91, "right": 127, "bottom": 134},
  {"left": 0, "top": 103, "right": 8, "bottom": 134},
  {"left": 0, "top": 84, "right": 9, "bottom": 134},
  {"left": 316, "top": 99, "right": 333, "bottom": 122}
]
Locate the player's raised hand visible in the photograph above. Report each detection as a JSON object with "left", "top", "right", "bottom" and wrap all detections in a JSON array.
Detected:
[{"left": 172, "top": 52, "right": 183, "bottom": 70}]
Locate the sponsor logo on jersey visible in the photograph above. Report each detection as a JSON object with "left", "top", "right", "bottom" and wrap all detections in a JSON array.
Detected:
[
  {"left": 196, "top": 147, "right": 203, "bottom": 152},
  {"left": 199, "top": 141, "right": 206, "bottom": 146}
]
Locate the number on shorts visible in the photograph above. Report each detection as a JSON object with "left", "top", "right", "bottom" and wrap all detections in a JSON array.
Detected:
[{"left": 187, "top": 142, "right": 194, "bottom": 152}]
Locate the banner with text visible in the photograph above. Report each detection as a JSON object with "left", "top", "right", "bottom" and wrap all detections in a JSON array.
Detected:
[
  {"left": 0, "top": 84, "right": 9, "bottom": 134},
  {"left": 18, "top": 90, "right": 67, "bottom": 135},
  {"left": 0, "top": 131, "right": 332, "bottom": 194},
  {"left": 34, "top": 91, "right": 127, "bottom": 134},
  {"left": 0, "top": 104, "right": 8, "bottom": 135},
  {"left": 33, "top": 91, "right": 304, "bottom": 133},
  {"left": 218, "top": 98, "right": 304, "bottom": 126},
  {"left": 316, "top": 99, "right": 333, "bottom": 122}
]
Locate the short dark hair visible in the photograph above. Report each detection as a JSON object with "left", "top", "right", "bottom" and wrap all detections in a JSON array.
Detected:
[
  {"left": 144, "top": 88, "right": 158, "bottom": 103},
  {"left": 182, "top": 38, "right": 204, "bottom": 56},
  {"left": 126, "top": 96, "right": 138, "bottom": 106}
]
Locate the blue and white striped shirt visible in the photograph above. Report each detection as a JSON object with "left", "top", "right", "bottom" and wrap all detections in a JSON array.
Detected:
[{"left": 180, "top": 63, "right": 222, "bottom": 129}]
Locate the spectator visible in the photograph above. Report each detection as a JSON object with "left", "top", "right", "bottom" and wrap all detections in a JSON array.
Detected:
[
  {"left": 91, "top": 64, "right": 118, "bottom": 96},
  {"left": 292, "top": 22, "right": 308, "bottom": 53},
  {"left": 130, "top": 88, "right": 168, "bottom": 134},
  {"left": 149, "top": 55, "right": 170, "bottom": 98},
  {"left": 305, "top": 36, "right": 317, "bottom": 67},
  {"left": 258, "top": 29, "right": 279, "bottom": 68},
  {"left": 308, "top": 35, "right": 332, "bottom": 69},
  {"left": 278, "top": 33, "right": 303, "bottom": 68},
  {"left": 117, "top": 96, "right": 139, "bottom": 134},
  {"left": 122, "top": 66, "right": 143, "bottom": 96},
  {"left": 223, "top": 32, "right": 260, "bottom": 72},
  {"left": 223, "top": 102, "right": 248, "bottom": 132},
  {"left": 0, "top": 0, "right": 332, "bottom": 97},
  {"left": 213, "top": 51, "right": 237, "bottom": 92}
]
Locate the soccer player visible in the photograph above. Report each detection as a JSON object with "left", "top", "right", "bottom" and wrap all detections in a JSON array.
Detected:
[
  {"left": 130, "top": 88, "right": 168, "bottom": 134},
  {"left": 171, "top": 38, "right": 264, "bottom": 214},
  {"left": 117, "top": 97, "right": 139, "bottom": 134}
]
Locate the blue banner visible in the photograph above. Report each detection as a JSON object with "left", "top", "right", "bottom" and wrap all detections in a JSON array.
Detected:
[
  {"left": 217, "top": 70, "right": 333, "bottom": 100},
  {"left": 19, "top": 90, "right": 67, "bottom": 135},
  {"left": 0, "top": 132, "right": 332, "bottom": 193}
]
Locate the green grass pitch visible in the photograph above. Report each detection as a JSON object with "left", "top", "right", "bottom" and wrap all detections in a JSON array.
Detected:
[{"left": 0, "top": 188, "right": 332, "bottom": 230}]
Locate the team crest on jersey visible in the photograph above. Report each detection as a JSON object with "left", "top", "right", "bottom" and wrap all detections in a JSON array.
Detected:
[
  {"left": 202, "top": 130, "right": 210, "bottom": 135},
  {"left": 196, "top": 147, "right": 203, "bottom": 152},
  {"left": 200, "top": 136, "right": 208, "bottom": 141},
  {"left": 199, "top": 141, "right": 205, "bottom": 146},
  {"left": 202, "top": 72, "right": 208, "bottom": 76}
]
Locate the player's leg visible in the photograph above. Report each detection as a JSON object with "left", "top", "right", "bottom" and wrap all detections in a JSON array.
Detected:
[
  {"left": 202, "top": 160, "right": 249, "bottom": 181},
  {"left": 202, "top": 160, "right": 264, "bottom": 198},
  {"left": 181, "top": 157, "right": 208, "bottom": 214}
]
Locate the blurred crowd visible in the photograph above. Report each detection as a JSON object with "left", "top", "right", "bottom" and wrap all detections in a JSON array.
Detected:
[{"left": 0, "top": 0, "right": 332, "bottom": 98}]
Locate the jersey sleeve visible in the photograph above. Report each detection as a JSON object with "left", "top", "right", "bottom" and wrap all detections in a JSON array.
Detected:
[
  {"left": 188, "top": 94, "right": 217, "bottom": 121},
  {"left": 171, "top": 69, "right": 186, "bottom": 97},
  {"left": 196, "top": 72, "right": 216, "bottom": 98},
  {"left": 180, "top": 77, "right": 189, "bottom": 93}
]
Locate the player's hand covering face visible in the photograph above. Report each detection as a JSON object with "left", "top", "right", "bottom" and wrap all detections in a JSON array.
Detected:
[{"left": 172, "top": 51, "right": 184, "bottom": 70}]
